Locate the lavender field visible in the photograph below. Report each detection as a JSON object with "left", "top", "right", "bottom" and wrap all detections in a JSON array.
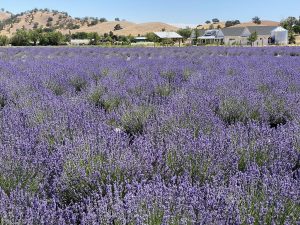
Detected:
[{"left": 0, "top": 47, "right": 299, "bottom": 224}]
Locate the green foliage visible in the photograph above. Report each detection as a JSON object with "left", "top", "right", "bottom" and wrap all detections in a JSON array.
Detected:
[
  {"left": 248, "top": 31, "right": 258, "bottom": 46},
  {"left": 88, "top": 32, "right": 100, "bottom": 45},
  {"left": 264, "top": 98, "right": 291, "bottom": 128},
  {"left": 225, "top": 20, "right": 240, "bottom": 27},
  {"left": 99, "top": 18, "right": 107, "bottom": 23},
  {"left": 0, "top": 94, "right": 6, "bottom": 109},
  {"left": 121, "top": 106, "right": 154, "bottom": 136},
  {"left": 71, "top": 32, "right": 89, "bottom": 40},
  {"left": 61, "top": 151, "right": 128, "bottom": 205},
  {"left": 0, "top": 165, "right": 40, "bottom": 195},
  {"left": 0, "top": 35, "right": 9, "bottom": 46},
  {"left": 47, "top": 82, "right": 66, "bottom": 96},
  {"left": 146, "top": 32, "right": 159, "bottom": 42},
  {"left": 114, "top": 24, "right": 122, "bottom": 31},
  {"left": 39, "top": 31, "right": 64, "bottom": 45},
  {"left": 89, "top": 89, "right": 121, "bottom": 112},
  {"left": 155, "top": 84, "right": 172, "bottom": 97},
  {"left": 252, "top": 16, "right": 261, "bottom": 24},
  {"left": 216, "top": 98, "right": 260, "bottom": 125},
  {"left": 177, "top": 28, "right": 192, "bottom": 39},
  {"left": 70, "top": 76, "right": 87, "bottom": 92},
  {"left": 10, "top": 29, "right": 30, "bottom": 46},
  {"left": 147, "top": 207, "right": 164, "bottom": 225}
]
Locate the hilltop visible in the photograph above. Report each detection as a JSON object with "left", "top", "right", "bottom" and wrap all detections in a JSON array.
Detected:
[{"left": 0, "top": 9, "right": 178, "bottom": 37}]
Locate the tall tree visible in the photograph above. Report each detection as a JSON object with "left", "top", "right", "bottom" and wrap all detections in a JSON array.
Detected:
[
  {"left": 252, "top": 16, "right": 261, "bottom": 24},
  {"left": 212, "top": 18, "right": 220, "bottom": 24},
  {"left": 10, "top": 29, "right": 30, "bottom": 46},
  {"left": 248, "top": 31, "right": 258, "bottom": 46}
]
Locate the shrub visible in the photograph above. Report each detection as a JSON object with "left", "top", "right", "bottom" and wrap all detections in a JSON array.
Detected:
[
  {"left": 121, "top": 106, "right": 154, "bottom": 136},
  {"left": 70, "top": 76, "right": 87, "bottom": 92}
]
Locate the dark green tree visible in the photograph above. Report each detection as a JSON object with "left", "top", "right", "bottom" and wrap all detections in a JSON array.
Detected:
[
  {"left": 114, "top": 24, "right": 122, "bottom": 31},
  {"left": 10, "top": 29, "right": 30, "bottom": 46},
  {"left": 212, "top": 18, "right": 220, "bottom": 23},
  {"left": 248, "top": 31, "right": 258, "bottom": 46},
  {"left": 88, "top": 32, "right": 100, "bottom": 45},
  {"left": 0, "top": 35, "right": 9, "bottom": 46},
  {"left": 252, "top": 16, "right": 261, "bottom": 24},
  {"left": 177, "top": 28, "right": 193, "bottom": 39}
]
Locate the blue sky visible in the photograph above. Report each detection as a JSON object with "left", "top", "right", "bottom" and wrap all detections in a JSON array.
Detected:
[{"left": 1, "top": 0, "right": 299, "bottom": 24}]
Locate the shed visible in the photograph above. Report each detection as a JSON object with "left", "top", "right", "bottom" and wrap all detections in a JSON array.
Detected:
[
  {"left": 154, "top": 32, "right": 183, "bottom": 39},
  {"left": 154, "top": 32, "right": 183, "bottom": 46}
]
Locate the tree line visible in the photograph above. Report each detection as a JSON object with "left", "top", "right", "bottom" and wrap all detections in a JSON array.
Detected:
[{"left": 0, "top": 28, "right": 136, "bottom": 46}]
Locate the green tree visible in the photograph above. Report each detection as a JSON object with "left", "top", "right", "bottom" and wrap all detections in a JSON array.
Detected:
[
  {"left": 88, "top": 32, "right": 100, "bottom": 45},
  {"left": 29, "top": 29, "right": 42, "bottom": 45},
  {"left": 293, "top": 25, "right": 300, "bottom": 34},
  {"left": 99, "top": 18, "right": 107, "bottom": 23},
  {"left": 146, "top": 32, "right": 159, "bottom": 42},
  {"left": 177, "top": 28, "right": 193, "bottom": 39},
  {"left": 280, "top": 17, "right": 298, "bottom": 30},
  {"left": 0, "top": 35, "right": 9, "bottom": 46},
  {"left": 205, "top": 20, "right": 211, "bottom": 24},
  {"left": 10, "top": 29, "right": 30, "bottom": 46},
  {"left": 248, "top": 31, "right": 258, "bottom": 46},
  {"left": 288, "top": 32, "right": 296, "bottom": 44},
  {"left": 212, "top": 18, "right": 220, "bottom": 23},
  {"left": 252, "top": 16, "right": 261, "bottom": 24},
  {"left": 114, "top": 24, "right": 122, "bottom": 31},
  {"left": 40, "top": 31, "right": 64, "bottom": 46}
]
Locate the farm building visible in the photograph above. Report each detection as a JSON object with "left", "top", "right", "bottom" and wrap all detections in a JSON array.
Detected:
[
  {"left": 154, "top": 32, "right": 183, "bottom": 46},
  {"left": 134, "top": 37, "right": 148, "bottom": 43},
  {"left": 222, "top": 27, "right": 250, "bottom": 45},
  {"left": 190, "top": 26, "right": 288, "bottom": 46},
  {"left": 247, "top": 26, "right": 278, "bottom": 46},
  {"left": 198, "top": 29, "right": 224, "bottom": 45},
  {"left": 70, "top": 39, "right": 90, "bottom": 45}
]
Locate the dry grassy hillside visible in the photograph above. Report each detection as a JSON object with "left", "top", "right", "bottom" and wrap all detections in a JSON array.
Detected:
[
  {"left": 0, "top": 10, "right": 179, "bottom": 37},
  {"left": 197, "top": 22, "right": 226, "bottom": 29},
  {"left": 0, "top": 12, "right": 12, "bottom": 21},
  {"left": 196, "top": 20, "right": 280, "bottom": 30},
  {"left": 232, "top": 20, "right": 280, "bottom": 27}
]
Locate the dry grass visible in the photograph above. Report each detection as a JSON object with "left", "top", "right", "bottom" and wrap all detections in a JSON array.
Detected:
[
  {"left": 0, "top": 10, "right": 179, "bottom": 37},
  {"left": 232, "top": 20, "right": 280, "bottom": 27}
]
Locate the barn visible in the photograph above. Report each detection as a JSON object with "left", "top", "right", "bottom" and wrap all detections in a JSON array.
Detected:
[{"left": 222, "top": 27, "right": 250, "bottom": 45}]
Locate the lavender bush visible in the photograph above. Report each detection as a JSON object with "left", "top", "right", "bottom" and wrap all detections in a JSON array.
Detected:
[{"left": 0, "top": 46, "right": 299, "bottom": 224}]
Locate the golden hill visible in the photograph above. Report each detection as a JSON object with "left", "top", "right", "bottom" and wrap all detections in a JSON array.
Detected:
[
  {"left": 196, "top": 20, "right": 280, "bottom": 30},
  {"left": 0, "top": 10, "right": 179, "bottom": 37},
  {"left": 231, "top": 20, "right": 280, "bottom": 27}
]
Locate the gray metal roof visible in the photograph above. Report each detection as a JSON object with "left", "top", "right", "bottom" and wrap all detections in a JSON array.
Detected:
[
  {"left": 154, "top": 32, "right": 182, "bottom": 39},
  {"left": 247, "top": 26, "right": 278, "bottom": 35},
  {"left": 201, "top": 29, "right": 224, "bottom": 39},
  {"left": 221, "top": 27, "right": 247, "bottom": 36},
  {"left": 134, "top": 37, "right": 148, "bottom": 40}
]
